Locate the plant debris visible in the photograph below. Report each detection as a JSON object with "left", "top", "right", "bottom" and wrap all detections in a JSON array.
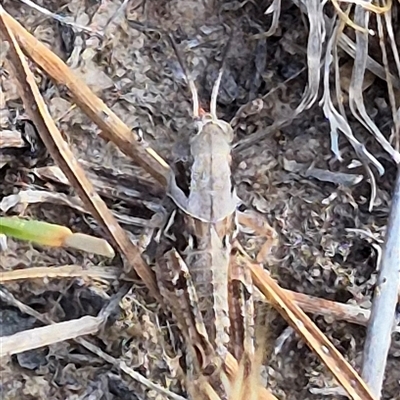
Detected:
[{"left": 1, "top": 0, "right": 400, "bottom": 399}]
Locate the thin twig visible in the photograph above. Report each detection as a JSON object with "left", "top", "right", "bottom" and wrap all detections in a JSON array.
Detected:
[
  {"left": 362, "top": 165, "right": 400, "bottom": 397},
  {"left": 103, "top": 0, "right": 131, "bottom": 33},
  {"left": 16, "top": 0, "right": 102, "bottom": 36}
]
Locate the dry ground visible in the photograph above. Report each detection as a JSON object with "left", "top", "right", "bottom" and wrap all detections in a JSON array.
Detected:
[{"left": 1, "top": 0, "right": 399, "bottom": 399}]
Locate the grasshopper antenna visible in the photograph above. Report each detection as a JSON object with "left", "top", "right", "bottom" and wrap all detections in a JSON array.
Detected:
[
  {"left": 210, "top": 33, "right": 233, "bottom": 119},
  {"left": 168, "top": 34, "right": 200, "bottom": 118}
]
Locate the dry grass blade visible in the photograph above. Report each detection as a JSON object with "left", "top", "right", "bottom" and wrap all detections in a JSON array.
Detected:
[
  {"left": 0, "top": 264, "right": 119, "bottom": 282},
  {"left": 235, "top": 0, "right": 326, "bottom": 150},
  {"left": 330, "top": 0, "right": 377, "bottom": 34},
  {"left": 263, "top": 0, "right": 281, "bottom": 37},
  {"left": 361, "top": 166, "right": 400, "bottom": 397},
  {"left": 281, "top": 289, "right": 371, "bottom": 327},
  {"left": 0, "top": 8, "right": 160, "bottom": 300},
  {"left": 349, "top": 5, "right": 400, "bottom": 163},
  {"left": 246, "top": 255, "right": 377, "bottom": 400},
  {"left": 296, "top": 0, "right": 325, "bottom": 112},
  {"left": 322, "top": 18, "right": 381, "bottom": 210},
  {"left": 22, "top": 175, "right": 372, "bottom": 323},
  {"left": 1, "top": 10, "right": 170, "bottom": 187},
  {"left": 0, "top": 216, "right": 115, "bottom": 257},
  {"left": 64, "top": 232, "right": 115, "bottom": 256},
  {"left": 0, "top": 315, "right": 104, "bottom": 356},
  {"left": 338, "top": 33, "right": 400, "bottom": 89},
  {"left": 379, "top": 5, "right": 400, "bottom": 150}
]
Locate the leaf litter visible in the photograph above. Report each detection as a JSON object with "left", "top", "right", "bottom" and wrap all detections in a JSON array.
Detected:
[{"left": 1, "top": 0, "right": 400, "bottom": 399}]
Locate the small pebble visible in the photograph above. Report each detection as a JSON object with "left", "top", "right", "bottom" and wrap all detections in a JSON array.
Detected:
[{"left": 239, "top": 161, "right": 247, "bottom": 169}]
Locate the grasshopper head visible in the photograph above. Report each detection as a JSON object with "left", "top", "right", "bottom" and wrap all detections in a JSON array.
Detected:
[{"left": 194, "top": 113, "right": 234, "bottom": 143}]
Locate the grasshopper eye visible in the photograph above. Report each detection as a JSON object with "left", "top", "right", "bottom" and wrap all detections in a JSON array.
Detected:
[{"left": 194, "top": 120, "right": 204, "bottom": 133}]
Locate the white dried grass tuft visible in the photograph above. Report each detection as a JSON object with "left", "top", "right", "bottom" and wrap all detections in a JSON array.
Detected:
[
  {"left": 348, "top": 4, "right": 400, "bottom": 164},
  {"left": 296, "top": 0, "right": 329, "bottom": 113},
  {"left": 297, "top": 0, "right": 400, "bottom": 208},
  {"left": 321, "top": 17, "right": 382, "bottom": 210}
]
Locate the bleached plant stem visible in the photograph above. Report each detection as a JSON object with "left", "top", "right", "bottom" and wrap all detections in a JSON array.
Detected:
[{"left": 362, "top": 165, "right": 400, "bottom": 397}]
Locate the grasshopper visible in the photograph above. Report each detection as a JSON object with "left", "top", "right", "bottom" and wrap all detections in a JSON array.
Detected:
[
  {"left": 153, "top": 37, "right": 277, "bottom": 397},
  {"left": 167, "top": 56, "right": 238, "bottom": 358}
]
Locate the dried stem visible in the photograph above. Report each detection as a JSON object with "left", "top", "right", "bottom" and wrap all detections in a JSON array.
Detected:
[
  {"left": 1, "top": 315, "right": 104, "bottom": 355},
  {"left": 0, "top": 265, "right": 119, "bottom": 282},
  {"left": 362, "top": 165, "right": 400, "bottom": 397}
]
